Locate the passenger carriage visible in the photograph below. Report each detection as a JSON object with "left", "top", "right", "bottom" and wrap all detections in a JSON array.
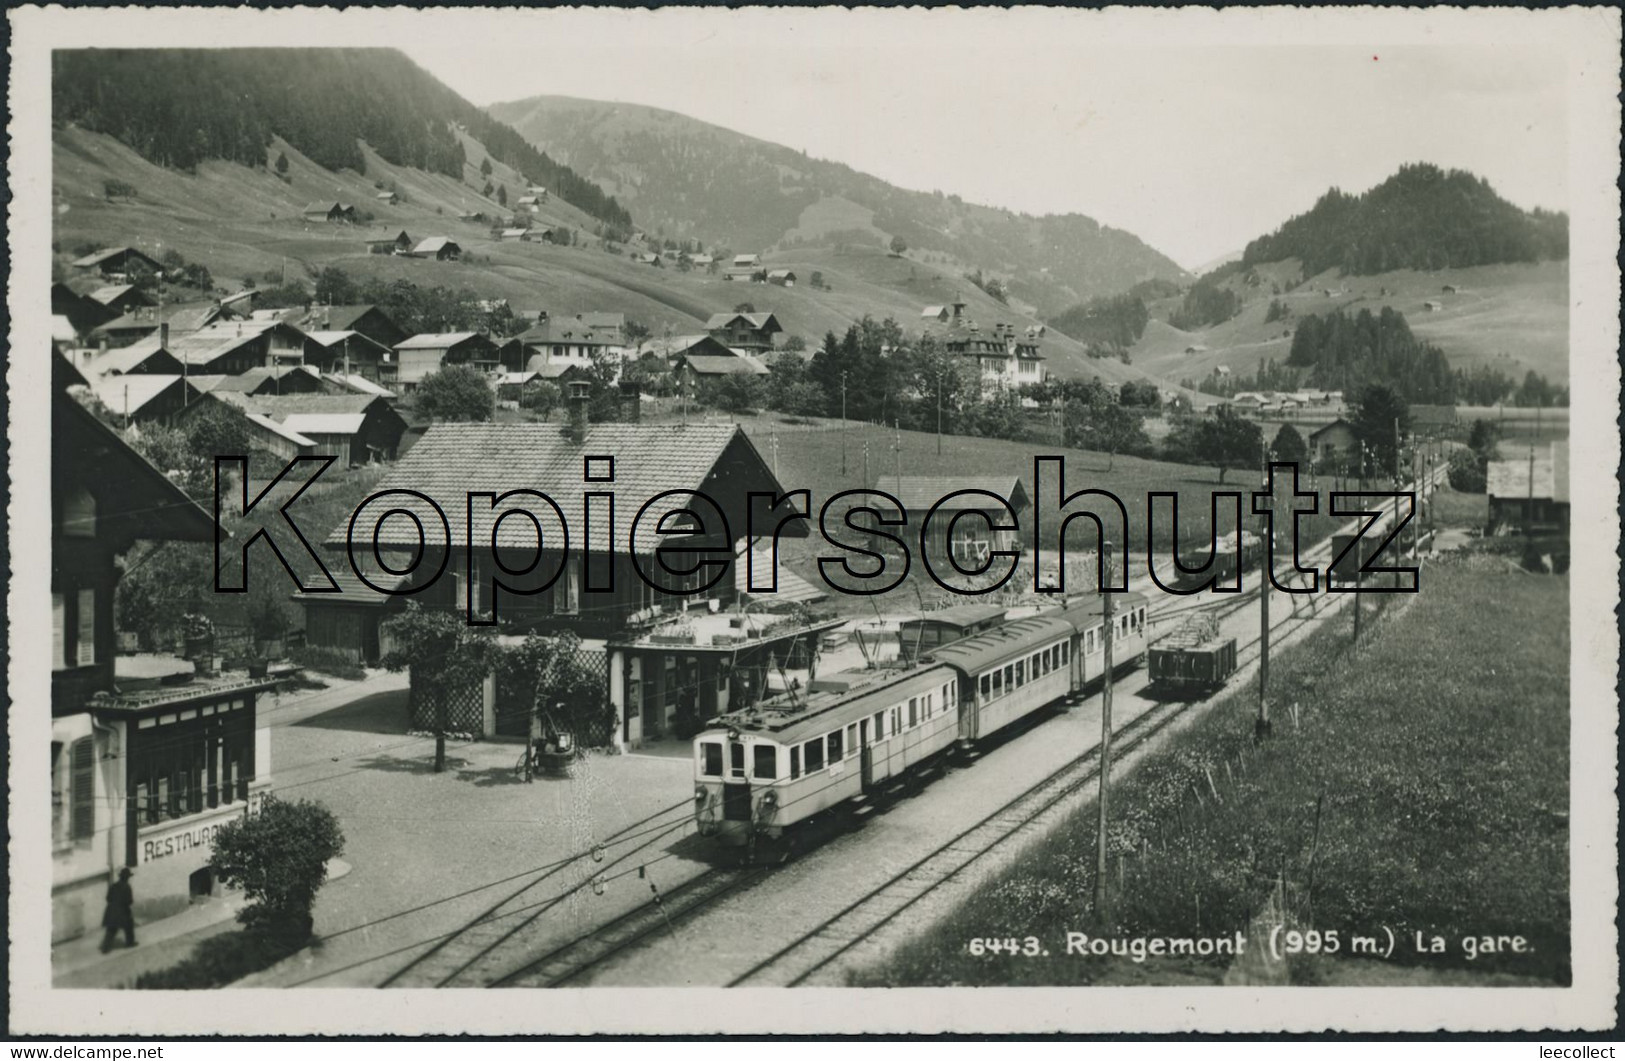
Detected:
[
  {"left": 930, "top": 616, "right": 1077, "bottom": 742},
  {"left": 694, "top": 663, "right": 960, "bottom": 845},
  {"left": 1055, "top": 591, "right": 1150, "bottom": 691}
]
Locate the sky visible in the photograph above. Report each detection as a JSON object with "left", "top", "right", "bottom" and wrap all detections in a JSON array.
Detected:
[{"left": 399, "top": 8, "right": 1570, "bottom": 271}]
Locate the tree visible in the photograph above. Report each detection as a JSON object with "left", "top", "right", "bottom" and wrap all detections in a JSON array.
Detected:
[
  {"left": 103, "top": 179, "right": 137, "bottom": 201},
  {"left": 496, "top": 185, "right": 508, "bottom": 207},
  {"left": 209, "top": 796, "right": 345, "bottom": 938},
  {"left": 482, "top": 181, "right": 494, "bottom": 198},
  {"left": 809, "top": 271, "right": 825, "bottom": 290},
  {"left": 381, "top": 603, "right": 497, "bottom": 772},
  {"left": 275, "top": 151, "right": 289, "bottom": 176},
  {"left": 184, "top": 404, "right": 254, "bottom": 468},
  {"left": 1350, "top": 383, "right": 1411, "bottom": 479},
  {"left": 1166, "top": 406, "right": 1262, "bottom": 483},
  {"left": 734, "top": 302, "right": 756, "bottom": 314},
  {"left": 519, "top": 380, "right": 561, "bottom": 420},
  {"left": 1065, "top": 394, "right": 1151, "bottom": 471},
  {"left": 480, "top": 157, "right": 493, "bottom": 177},
  {"left": 415, "top": 364, "right": 495, "bottom": 422},
  {"left": 782, "top": 334, "right": 807, "bottom": 353},
  {"left": 1271, "top": 423, "right": 1308, "bottom": 466},
  {"left": 313, "top": 266, "right": 358, "bottom": 306},
  {"left": 707, "top": 373, "right": 765, "bottom": 414},
  {"left": 889, "top": 235, "right": 908, "bottom": 256},
  {"left": 1447, "top": 448, "right": 1486, "bottom": 493}
]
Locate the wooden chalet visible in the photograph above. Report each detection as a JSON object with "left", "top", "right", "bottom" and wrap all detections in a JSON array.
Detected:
[
  {"left": 704, "top": 311, "right": 782, "bottom": 352},
  {"left": 392, "top": 332, "right": 501, "bottom": 389},
  {"left": 410, "top": 237, "right": 462, "bottom": 261},
  {"left": 70, "top": 246, "right": 163, "bottom": 279}
]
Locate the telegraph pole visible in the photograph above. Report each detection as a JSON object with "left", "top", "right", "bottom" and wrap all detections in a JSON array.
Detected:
[
  {"left": 1093, "top": 542, "right": 1116, "bottom": 920},
  {"left": 1257, "top": 445, "right": 1272, "bottom": 740},
  {"left": 1525, "top": 444, "right": 1536, "bottom": 543},
  {"left": 840, "top": 371, "right": 849, "bottom": 477},
  {"left": 936, "top": 368, "right": 944, "bottom": 456}
]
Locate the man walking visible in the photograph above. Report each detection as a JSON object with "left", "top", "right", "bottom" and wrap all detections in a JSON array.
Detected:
[{"left": 100, "top": 867, "right": 136, "bottom": 952}]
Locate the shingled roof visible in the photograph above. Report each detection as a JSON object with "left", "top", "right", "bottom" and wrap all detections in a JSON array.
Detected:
[
  {"left": 325, "top": 421, "right": 797, "bottom": 553},
  {"left": 872, "top": 475, "right": 1031, "bottom": 514}
]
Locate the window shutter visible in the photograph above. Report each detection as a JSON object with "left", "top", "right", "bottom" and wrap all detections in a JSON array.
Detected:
[
  {"left": 52, "top": 594, "right": 66, "bottom": 670},
  {"left": 71, "top": 738, "right": 95, "bottom": 841},
  {"left": 76, "top": 588, "right": 96, "bottom": 667}
]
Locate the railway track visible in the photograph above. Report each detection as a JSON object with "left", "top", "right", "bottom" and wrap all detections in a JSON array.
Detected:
[
  {"left": 376, "top": 797, "right": 696, "bottom": 988},
  {"left": 493, "top": 866, "right": 771, "bottom": 987}
]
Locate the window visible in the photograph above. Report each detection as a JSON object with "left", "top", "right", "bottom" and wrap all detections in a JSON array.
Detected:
[
  {"left": 942, "top": 683, "right": 954, "bottom": 713},
  {"left": 925, "top": 692, "right": 934, "bottom": 718},
  {"left": 52, "top": 594, "right": 66, "bottom": 671},
  {"left": 1015, "top": 661, "right": 1025, "bottom": 688},
  {"left": 804, "top": 738, "right": 825, "bottom": 772},
  {"left": 1061, "top": 641, "right": 1069, "bottom": 664},
  {"left": 553, "top": 563, "right": 581, "bottom": 615},
  {"left": 1003, "top": 664, "right": 1014, "bottom": 691},
  {"left": 890, "top": 707, "right": 901, "bottom": 735},
  {"left": 844, "top": 724, "right": 857, "bottom": 757},
  {"left": 790, "top": 746, "right": 802, "bottom": 779},
  {"left": 63, "top": 487, "right": 96, "bottom": 538},
  {"left": 1087, "top": 629, "right": 1095, "bottom": 654},
  {"left": 980, "top": 673, "right": 991, "bottom": 699},
  {"left": 908, "top": 697, "right": 918, "bottom": 728},
  {"left": 753, "top": 745, "right": 777, "bottom": 780},
  {"left": 991, "top": 669, "right": 1003, "bottom": 697},
  {"left": 76, "top": 588, "right": 96, "bottom": 667},
  {"left": 700, "top": 742, "right": 723, "bottom": 777},
  {"left": 70, "top": 738, "right": 95, "bottom": 842},
  {"left": 828, "top": 728, "right": 844, "bottom": 762},
  {"left": 873, "top": 712, "right": 885, "bottom": 740},
  {"left": 729, "top": 742, "right": 745, "bottom": 778}
]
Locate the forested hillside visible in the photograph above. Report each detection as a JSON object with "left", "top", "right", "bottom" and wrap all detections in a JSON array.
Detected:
[
  {"left": 1241, "top": 163, "right": 1567, "bottom": 276},
  {"left": 488, "top": 95, "right": 1187, "bottom": 315},
  {"left": 51, "top": 49, "right": 632, "bottom": 230}
]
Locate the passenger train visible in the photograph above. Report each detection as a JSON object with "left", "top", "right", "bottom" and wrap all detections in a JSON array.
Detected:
[{"left": 693, "top": 592, "right": 1150, "bottom": 846}]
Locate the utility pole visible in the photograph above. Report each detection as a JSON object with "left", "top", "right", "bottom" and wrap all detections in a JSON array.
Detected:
[
  {"left": 840, "top": 370, "right": 849, "bottom": 477},
  {"left": 1525, "top": 444, "right": 1536, "bottom": 543},
  {"left": 936, "top": 368, "right": 944, "bottom": 456},
  {"left": 1093, "top": 542, "right": 1116, "bottom": 921},
  {"left": 1257, "top": 444, "right": 1272, "bottom": 740},
  {"left": 893, "top": 420, "right": 903, "bottom": 496}
]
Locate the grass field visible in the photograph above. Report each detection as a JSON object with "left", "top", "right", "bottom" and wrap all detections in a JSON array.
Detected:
[{"left": 857, "top": 553, "right": 1570, "bottom": 986}]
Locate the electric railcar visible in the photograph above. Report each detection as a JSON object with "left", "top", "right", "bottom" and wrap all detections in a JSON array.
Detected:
[{"left": 693, "top": 592, "right": 1149, "bottom": 845}]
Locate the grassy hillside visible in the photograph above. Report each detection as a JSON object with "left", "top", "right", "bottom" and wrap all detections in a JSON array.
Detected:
[
  {"left": 861, "top": 556, "right": 1570, "bottom": 986},
  {"left": 53, "top": 126, "right": 1172, "bottom": 386},
  {"left": 1127, "top": 259, "right": 1568, "bottom": 388},
  {"left": 486, "top": 95, "right": 1189, "bottom": 318}
]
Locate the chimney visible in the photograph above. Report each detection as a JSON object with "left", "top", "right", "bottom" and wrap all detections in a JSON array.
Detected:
[
  {"left": 160, "top": 321, "right": 169, "bottom": 350},
  {"left": 619, "top": 380, "right": 642, "bottom": 422},
  {"left": 565, "top": 380, "right": 592, "bottom": 442}
]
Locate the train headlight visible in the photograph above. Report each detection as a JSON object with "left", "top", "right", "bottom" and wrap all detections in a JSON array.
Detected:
[
  {"left": 694, "top": 786, "right": 708, "bottom": 802},
  {"left": 761, "top": 790, "right": 778, "bottom": 807}
]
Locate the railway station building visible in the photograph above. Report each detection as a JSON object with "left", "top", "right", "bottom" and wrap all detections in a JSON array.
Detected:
[{"left": 322, "top": 388, "right": 845, "bottom": 749}]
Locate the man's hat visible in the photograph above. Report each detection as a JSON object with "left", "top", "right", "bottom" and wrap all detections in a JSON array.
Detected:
[{"left": 118, "top": 867, "right": 133, "bottom": 879}]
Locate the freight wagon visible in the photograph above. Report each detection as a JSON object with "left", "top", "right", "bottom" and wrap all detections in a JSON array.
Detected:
[{"left": 1147, "top": 613, "right": 1237, "bottom": 697}]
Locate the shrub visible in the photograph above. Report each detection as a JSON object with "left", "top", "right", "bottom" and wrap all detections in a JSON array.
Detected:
[
  {"left": 287, "top": 645, "right": 367, "bottom": 681},
  {"left": 209, "top": 796, "right": 345, "bottom": 937}
]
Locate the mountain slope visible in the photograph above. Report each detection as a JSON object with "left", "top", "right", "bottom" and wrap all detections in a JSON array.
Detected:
[
  {"left": 1240, "top": 163, "right": 1567, "bottom": 277},
  {"left": 487, "top": 95, "right": 1187, "bottom": 317},
  {"left": 53, "top": 125, "right": 1174, "bottom": 387},
  {"left": 51, "top": 48, "right": 632, "bottom": 231}
]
